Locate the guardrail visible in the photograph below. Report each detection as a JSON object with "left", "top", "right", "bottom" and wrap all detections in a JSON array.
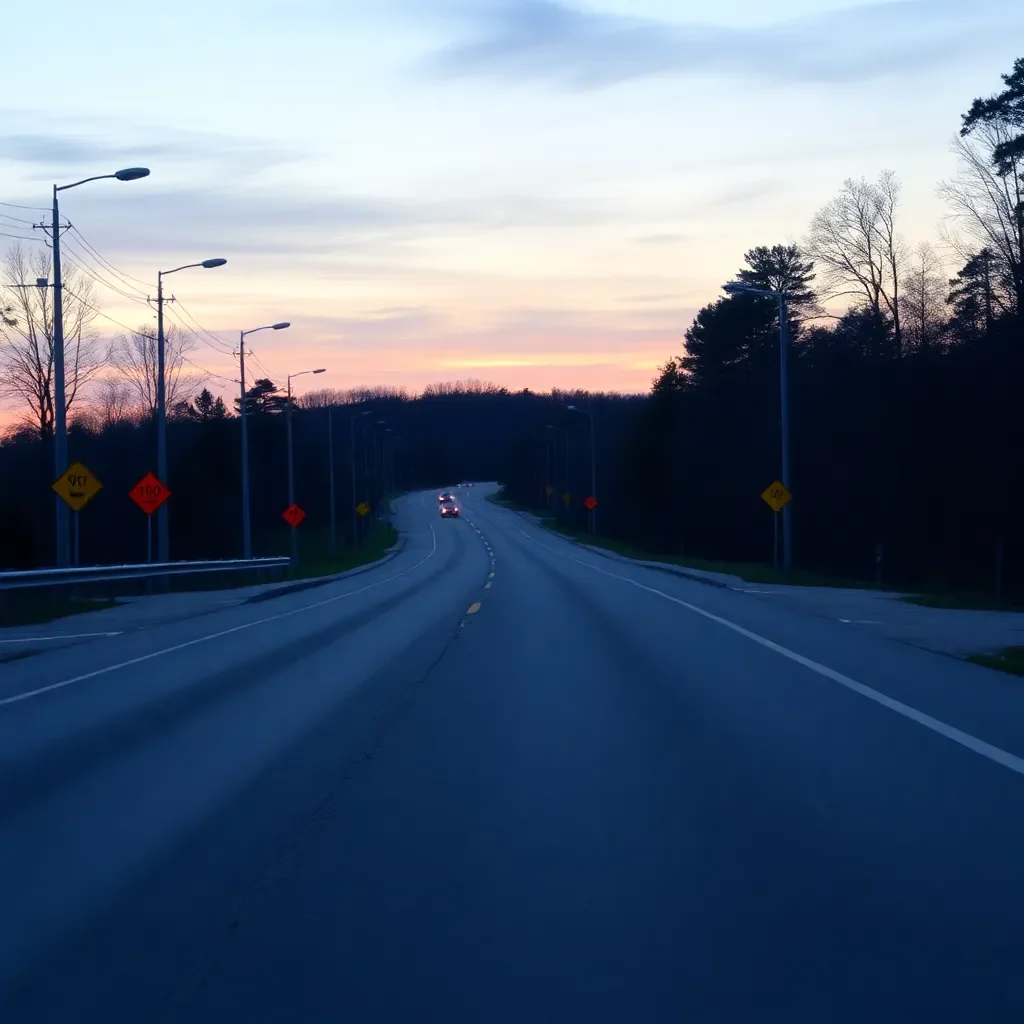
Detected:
[{"left": 0, "top": 557, "right": 292, "bottom": 591}]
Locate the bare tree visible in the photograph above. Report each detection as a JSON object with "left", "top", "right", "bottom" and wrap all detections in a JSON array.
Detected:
[
  {"left": 297, "top": 385, "right": 411, "bottom": 408},
  {"left": 113, "top": 323, "right": 200, "bottom": 419},
  {"left": 939, "top": 123, "right": 1023, "bottom": 316},
  {"left": 901, "top": 243, "right": 948, "bottom": 353},
  {"left": 0, "top": 243, "right": 106, "bottom": 440},
  {"left": 94, "top": 376, "right": 137, "bottom": 428},
  {"left": 421, "top": 379, "right": 505, "bottom": 396},
  {"left": 807, "top": 171, "right": 906, "bottom": 356}
]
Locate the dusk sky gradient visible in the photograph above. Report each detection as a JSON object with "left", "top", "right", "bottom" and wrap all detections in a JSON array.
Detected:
[{"left": 2, "top": 0, "right": 1022, "bottom": 405}]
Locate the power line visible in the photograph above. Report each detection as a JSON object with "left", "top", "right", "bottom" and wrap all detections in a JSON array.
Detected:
[
  {"left": 163, "top": 303, "right": 235, "bottom": 360},
  {"left": 64, "top": 286, "right": 235, "bottom": 390},
  {"left": 59, "top": 241, "right": 152, "bottom": 307},
  {"left": 67, "top": 226, "right": 151, "bottom": 294},
  {"left": 0, "top": 230, "right": 40, "bottom": 243},
  {"left": 0, "top": 210, "right": 34, "bottom": 226},
  {"left": 171, "top": 299, "right": 234, "bottom": 354},
  {"left": 181, "top": 353, "right": 236, "bottom": 385},
  {"left": 62, "top": 286, "right": 145, "bottom": 335},
  {"left": 0, "top": 200, "right": 47, "bottom": 212}
]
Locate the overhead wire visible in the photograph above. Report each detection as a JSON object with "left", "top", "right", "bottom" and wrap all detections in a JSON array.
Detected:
[
  {"left": 170, "top": 298, "right": 235, "bottom": 355},
  {"left": 0, "top": 210, "right": 34, "bottom": 226},
  {"left": 59, "top": 241, "right": 152, "bottom": 307},
  {"left": 63, "top": 286, "right": 235, "bottom": 392},
  {"left": 0, "top": 200, "right": 47, "bottom": 212},
  {"left": 67, "top": 227, "right": 152, "bottom": 294}
]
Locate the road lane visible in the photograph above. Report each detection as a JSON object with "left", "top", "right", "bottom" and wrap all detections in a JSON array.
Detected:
[
  {"left": 152, "top": 488, "right": 1023, "bottom": 1021},
  {"left": 0, "top": 494, "right": 489, "bottom": 1005},
  {"left": 4, "top": 486, "right": 1024, "bottom": 1021}
]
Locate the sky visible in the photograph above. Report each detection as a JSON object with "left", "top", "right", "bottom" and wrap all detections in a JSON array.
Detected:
[{"left": 1, "top": 0, "right": 1021, "bottom": 407}]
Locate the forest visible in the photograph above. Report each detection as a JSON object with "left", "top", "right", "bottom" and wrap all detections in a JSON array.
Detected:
[{"left": 1, "top": 58, "right": 1022, "bottom": 597}]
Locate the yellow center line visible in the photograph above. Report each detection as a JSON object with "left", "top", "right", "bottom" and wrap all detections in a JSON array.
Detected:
[{"left": 467, "top": 602, "right": 482, "bottom": 614}]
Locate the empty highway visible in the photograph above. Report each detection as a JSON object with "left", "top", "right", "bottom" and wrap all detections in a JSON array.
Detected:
[{"left": 1, "top": 485, "right": 1023, "bottom": 1022}]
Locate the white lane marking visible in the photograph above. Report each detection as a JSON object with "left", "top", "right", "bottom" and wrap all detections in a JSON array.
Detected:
[
  {"left": 0, "top": 524, "right": 438, "bottom": 709},
  {"left": 839, "top": 618, "right": 882, "bottom": 625},
  {"left": 511, "top": 524, "right": 1024, "bottom": 779},
  {"left": 0, "top": 631, "right": 122, "bottom": 645}
]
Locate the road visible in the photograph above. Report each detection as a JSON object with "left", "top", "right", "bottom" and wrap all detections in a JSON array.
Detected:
[{"left": 1, "top": 485, "right": 1023, "bottom": 1022}]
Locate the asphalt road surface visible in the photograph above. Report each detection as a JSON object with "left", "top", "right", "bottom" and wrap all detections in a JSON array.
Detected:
[{"left": 2, "top": 486, "right": 1023, "bottom": 1022}]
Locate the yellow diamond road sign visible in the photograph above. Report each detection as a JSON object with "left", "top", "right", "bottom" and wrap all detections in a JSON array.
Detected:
[
  {"left": 52, "top": 460, "right": 103, "bottom": 512},
  {"left": 356, "top": 501, "right": 370, "bottom": 517},
  {"left": 761, "top": 480, "right": 792, "bottom": 513}
]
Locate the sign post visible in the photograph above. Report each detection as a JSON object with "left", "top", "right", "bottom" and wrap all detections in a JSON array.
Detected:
[
  {"left": 760, "top": 480, "right": 792, "bottom": 574},
  {"left": 52, "top": 461, "right": 103, "bottom": 566},
  {"left": 129, "top": 472, "right": 172, "bottom": 564}
]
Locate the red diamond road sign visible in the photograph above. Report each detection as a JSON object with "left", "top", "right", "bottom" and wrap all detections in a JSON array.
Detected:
[
  {"left": 129, "top": 472, "right": 171, "bottom": 516},
  {"left": 282, "top": 504, "right": 306, "bottom": 527}
]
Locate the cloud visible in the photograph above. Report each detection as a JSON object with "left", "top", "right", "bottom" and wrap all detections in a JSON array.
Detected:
[
  {"left": 44, "top": 182, "right": 610, "bottom": 265},
  {"left": 419, "top": 0, "right": 1015, "bottom": 89},
  {"left": 0, "top": 118, "right": 295, "bottom": 177}
]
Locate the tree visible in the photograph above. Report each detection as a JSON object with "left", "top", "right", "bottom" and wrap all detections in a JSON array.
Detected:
[
  {"left": 901, "top": 243, "right": 948, "bottom": 353},
  {"left": 0, "top": 244, "right": 106, "bottom": 440},
  {"left": 944, "top": 59, "right": 1024, "bottom": 314},
  {"left": 962, "top": 56, "right": 1024, "bottom": 178},
  {"left": 94, "top": 377, "right": 136, "bottom": 429},
  {"left": 113, "top": 323, "right": 199, "bottom": 419},
  {"left": 808, "top": 172, "right": 905, "bottom": 356},
  {"left": 946, "top": 249, "right": 1011, "bottom": 344},
  {"left": 678, "top": 292, "right": 780, "bottom": 389},
  {"left": 736, "top": 243, "right": 817, "bottom": 310},
  {"left": 194, "top": 388, "right": 228, "bottom": 420},
  {"left": 235, "top": 377, "right": 287, "bottom": 415}
]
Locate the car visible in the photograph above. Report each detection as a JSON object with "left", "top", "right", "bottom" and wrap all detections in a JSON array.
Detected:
[
  {"left": 438, "top": 491, "right": 457, "bottom": 503},
  {"left": 440, "top": 499, "right": 460, "bottom": 518}
]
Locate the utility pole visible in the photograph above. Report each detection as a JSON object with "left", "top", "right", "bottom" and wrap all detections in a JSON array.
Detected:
[
  {"left": 238, "top": 322, "right": 289, "bottom": 559},
  {"left": 155, "top": 272, "right": 171, "bottom": 563},
  {"left": 238, "top": 333, "right": 251, "bottom": 559},
  {"left": 35, "top": 166, "right": 150, "bottom": 565},
  {"left": 328, "top": 408, "right": 336, "bottom": 551},
  {"left": 41, "top": 196, "right": 70, "bottom": 567},
  {"left": 286, "top": 376, "right": 297, "bottom": 563},
  {"left": 778, "top": 292, "right": 792, "bottom": 573}
]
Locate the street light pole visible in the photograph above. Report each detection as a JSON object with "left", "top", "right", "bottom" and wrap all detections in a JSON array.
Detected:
[
  {"left": 154, "top": 256, "right": 227, "bottom": 562},
  {"left": 724, "top": 281, "right": 793, "bottom": 572},
  {"left": 238, "top": 321, "right": 290, "bottom": 558},
  {"left": 328, "top": 408, "right": 336, "bottom": 551},
  {"left": 285, "top": 367, "right": 326, "bottom": 562},
  {"left": 568, "top": 405, "right": 596, "bottom": 534},
  {"left": 46, "top": 166, "right": 150, "bottom": 566},
  {"left": 778, "top": 292, "right": 792, "bottom": 573},
  {"left": 350, "top": 410, "right": 370, "bottom": 544}
]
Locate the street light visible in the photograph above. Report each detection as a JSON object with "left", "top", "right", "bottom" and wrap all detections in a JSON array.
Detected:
[
  {"left": 155, "top": 256, "right": 227, "bottom": 562},
  {"left": 567, "top": 405, "right": 597, "bottom": 535},
  {"left": 49, "top": 165, "right": 150, "bottom": 566},
  {"left": 285, "top": 367, "right": 326, "bottom": 561},
  {"left": 723, "top": 280, "right": 793, "bottom": 572},
  {"left": 350, "top": 409, "right": 371, "bottom": 544},
  {"left": 238, "top": 321, "right": 290, "bottom": 559},
  {"left": 382, "top": 427, "right": 394, "bottom": 518},
  {"left": 361, "top": 419, "right": 386, "bottom": 538}
]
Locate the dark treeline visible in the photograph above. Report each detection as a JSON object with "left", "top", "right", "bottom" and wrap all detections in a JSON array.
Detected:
[
  {"left": 501, "top": 59, "right": 1024, "bottom": 596},
  {"left": 0, "top": 379, "right": 631, "bottom": 569}
]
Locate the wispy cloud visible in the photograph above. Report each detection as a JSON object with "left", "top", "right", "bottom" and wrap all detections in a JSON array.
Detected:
[
  {"left": 418, "top": 0, "right": 1015, "bottom": 89},
  {"left": 0, "top": 116, "right": 296, "bottom": 178}
]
